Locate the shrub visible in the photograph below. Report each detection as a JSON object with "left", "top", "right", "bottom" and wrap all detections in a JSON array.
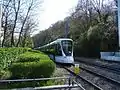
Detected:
[
  {"left": 17, "top": 52, "right": 41, "bottom": 62},
  {"left": 0, "top": 48, "right": 56, "bottom": 89},
  {"left": 17, "top": 51, "right": 50, "bottom": 62},
  {"left": 0, "top": 48, "right": 31, "bottom": 79},
  {"left": 0, "top": 48, "right": 30, "bottom": 70},
  {"left": 28, "top": 49, "right": 42, "bottom": 53},
  {"left": 9, "top": 60, "right": 55, "bottom": 79},
  {"left": 9, "top": 50, "right": 55, "bottom": 79}
]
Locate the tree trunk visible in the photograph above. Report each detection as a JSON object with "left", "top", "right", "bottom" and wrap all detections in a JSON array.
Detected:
[
  {"left": 11, "top": 0, "right": 20, "bottom": 47},
  {"left": 2, "top": 16, "right": 7, "bottom": 47},
  {"left": 16, "top": 0, "right": 33, "bottom": 47}
]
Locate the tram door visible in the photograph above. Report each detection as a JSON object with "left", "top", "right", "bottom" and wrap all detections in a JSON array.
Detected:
[
  {"left": 56, "top": 43, "right": 62, "bottom": 56},
  {"left": 54, "top": 43, "right": 63, "bottom": 62}
]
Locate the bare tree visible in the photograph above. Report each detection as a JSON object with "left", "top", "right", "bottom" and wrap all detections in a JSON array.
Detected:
[
  {"left": 10, "top": 0, "right": 21, "bottom": 46},
  {"left": 21, "top": 17, "right": 37, "bottom": 47},
  {"left": 2, "top": 0, "right": 42, "bottom": 47},
  {"left": 16, "top": 0, "right": 33, "bottom": 47},
  {"left": 2, "top": 0, "right": 12, "bottom": 47}
]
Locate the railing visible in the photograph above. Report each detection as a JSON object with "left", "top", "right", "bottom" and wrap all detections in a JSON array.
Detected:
[{"left": 0, "top": 76, "right": 85, "bottom": 90}]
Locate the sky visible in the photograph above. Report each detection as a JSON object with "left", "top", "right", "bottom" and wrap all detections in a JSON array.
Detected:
[{"left": 32, "top": 0, "right": 78, "bottom": 35}]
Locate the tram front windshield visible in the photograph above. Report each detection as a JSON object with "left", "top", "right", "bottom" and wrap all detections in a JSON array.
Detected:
[{"left": 62, "top": 40, "right": 72, "bottom": 56}]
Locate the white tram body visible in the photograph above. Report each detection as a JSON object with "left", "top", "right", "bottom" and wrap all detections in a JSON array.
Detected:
[{"left": 37, "top": 38, "right": 74, "bottom": 64}]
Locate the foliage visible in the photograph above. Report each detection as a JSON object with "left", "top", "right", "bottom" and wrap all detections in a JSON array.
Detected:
[
  {"left": 87, "top": 23, "right": 118, "bottom": 52},
  {"left": 9, "top": 60, "right": 55, "bottom": 79},
  {"left": 9, "top": 51, "right": 55, "bottom": 79},
  {"left": 24, "top": 36, "right": 34, "bottom": 48},
  {"left": 17, "top": 52, "right": 41, "bottom": 62},
  {"left": 32, "top": 21, "right": 66, "bottom": 47},
  {"left": 87, "top": 23, "right": 106, "bottom": 40},
  {"left": 0, "top": 70, "right": 11, "bottom": 80},
  {"left": 33, "top": 0, "right": 118, "bottom": 58},
  {"left": 0, "top": 48, "right": 30, "bottom": 71},
  {"left": 0, "top": 48, "right": 56, "bottom": 89},
  {"left": 2, "top": 0, "right": 41, "bottom": 47}
]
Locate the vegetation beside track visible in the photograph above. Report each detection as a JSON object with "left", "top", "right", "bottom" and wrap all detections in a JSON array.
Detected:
[
  {"left": 33, "top": 0, "right": 118, "bottom": 58},
  {"left": 0, "top": 48, "right": 56, "bottom": 89},
  {"left": 0, "top": 48, "right": 30, "bottom": 79}
]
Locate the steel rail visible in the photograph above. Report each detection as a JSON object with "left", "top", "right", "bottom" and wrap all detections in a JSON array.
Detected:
[
  {"left": 79, "top": 65, "right": 120, "bottom": 85},
  {"left": 64, "top": 66, "right": 103, "bottom": 90},
  {"left": 75, "top": 59, "right": 120, "bottom": 75},
  {"left": 73, "top": 80, "right": 86, "bottom": 90}
]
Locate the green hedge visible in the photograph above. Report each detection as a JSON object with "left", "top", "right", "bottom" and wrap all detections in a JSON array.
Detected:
[
  {"left": 0, "top": 48, "right": 30, "bottom": 70},
  {"left": 17, "top": 51, "right": 50, "bottom": 62},
  {"left": 0, "top": 49, "right": 56, "bottom": 89},
  {"left": 9, "top": 60, "right": 55, "bottom": 79},
  {"left": 9, "top": 51, "right": 55, "bottom": 79},
  {"left": 17, "top": 52, "right": 41, "bottom": 62}
]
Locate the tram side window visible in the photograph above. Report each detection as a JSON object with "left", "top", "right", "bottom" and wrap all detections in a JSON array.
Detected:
[
  {"left": 56, "top": 44, "right": 62, "bottom": 56},
  {"left": 50, "top": 44, "right": 55, "bottom": 54}
]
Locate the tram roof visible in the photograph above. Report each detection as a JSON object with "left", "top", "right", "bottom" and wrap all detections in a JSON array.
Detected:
[
  {"left": 40, "top": 38, "right": 73, "bottom": 48},
  {"left": 49, "top": 38, "right": 72, "bottom": 44},
  {"left": 56, "top": 38, "right": 73, "bottom": 41}
]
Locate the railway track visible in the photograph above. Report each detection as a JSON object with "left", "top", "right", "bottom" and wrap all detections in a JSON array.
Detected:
[
  {"left": 75, "top": 57, "right": 120, "bottom": 64},
  {"left": 60, "top": 65, "right": 103, "bottom": 90},
  {"left": 58, "top": 62, "right": 120, "bottom": 90},
  {"left": 76, "top": 61, "right": 120, "bottom": 82},
  {"left": 75, "top": 58, "right": 120, "bottom": 75},
  {"left": 77, "top": 65, "right": 120, "bottom": 85}
]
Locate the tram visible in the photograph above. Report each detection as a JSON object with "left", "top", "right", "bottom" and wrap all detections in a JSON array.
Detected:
[{"left": 36, "top": 38, "right": 74, "bottom": 64}]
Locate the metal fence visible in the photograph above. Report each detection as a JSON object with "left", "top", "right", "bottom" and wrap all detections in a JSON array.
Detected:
[{"left": 0, "top": 76, "right": 85, "bottom": 90}]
